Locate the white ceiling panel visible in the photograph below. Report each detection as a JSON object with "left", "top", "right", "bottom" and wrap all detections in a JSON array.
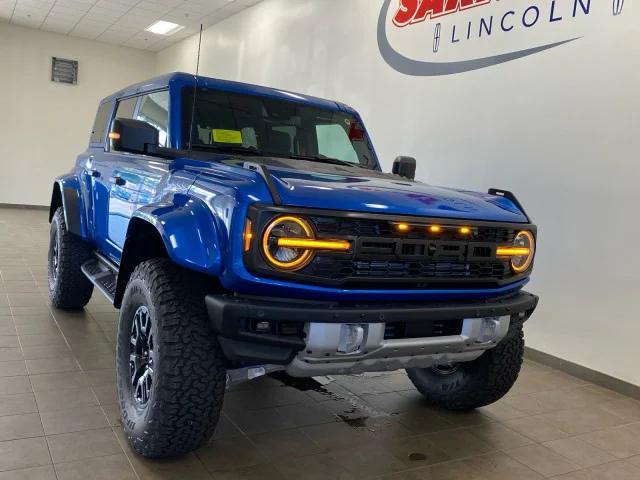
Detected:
[
  {"left": 12, "top": 15, "right": 45, "bottom": 28},
  {"left": 107, "top": 0, "right": 140, "bottom": 5},
  {"left": 72, "top": 30, "right": 102, "bottom": 39},
  {"left": 139, "top": 0, "right": 181, "bottom": 8},
  {"left": 96, "top": 29, "right": 131, "bottom": 42},
  {"left": 72, "top": 18, "right": 107, "bottom": 26},
  {"left": 40, "top": 21, "right": 70, "bottom": 33},
  {"left": 5, "top": 0, "right": 263, "bottom": 50},
  {"left": 49, "top": 6, "right": 87, "bottom": 17},
  {"left": 19, "top": 0, "right": 54, "bottom": 8},
  {"left": 0, "top": 0, "right": 16, "bottom": 10},
  {"left": 84, "top": 9, "right": 122, "bottom": 20},
  {"left": 13, "top": 4, "right": 50, "bottom": 16},
  {"left": 73, "top": 20, "right": 110, "bottom": 32},
  {"left": 117, "top": 18, "right": 150, "bottom": 29},
  {"left": 57, "top": 0, "right": 94, "bottom": 5},
  {"left": 70, "top": 29, "right": 106, "bottom": 39},
  {"left": 104, "top": 23, "right": 137, "bottom": 33},
  {"left": 47, "top": 9, "right": 83, "bottom": 17}
]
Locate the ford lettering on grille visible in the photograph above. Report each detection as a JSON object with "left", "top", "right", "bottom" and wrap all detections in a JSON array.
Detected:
[{"left": 355, "top": 237, "right": 497, "bottom": 262}]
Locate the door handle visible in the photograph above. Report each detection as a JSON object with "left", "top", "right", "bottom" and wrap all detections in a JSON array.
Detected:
[
  {"left": 110, "top": 176, "right": 126, "bottom": 186},
  {"left": 87, "top": 169, "right": 100, "bottom": 178}
]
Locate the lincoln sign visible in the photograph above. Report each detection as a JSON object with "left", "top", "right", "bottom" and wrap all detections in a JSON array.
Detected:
[{"left": 378, "top": 0, "right": 625, "bottom": 76}]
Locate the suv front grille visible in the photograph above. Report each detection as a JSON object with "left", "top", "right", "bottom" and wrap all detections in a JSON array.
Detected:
[
  {"left": 299, "top": 216, "right": 519, "bottom": 288},
  {"left": 246, "top": 206, "right": 533, "bottom": 290}
]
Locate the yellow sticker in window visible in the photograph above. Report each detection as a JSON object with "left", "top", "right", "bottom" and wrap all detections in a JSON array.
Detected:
[{"left": 211, "top": 129, "right": 243, "bottom": 144}]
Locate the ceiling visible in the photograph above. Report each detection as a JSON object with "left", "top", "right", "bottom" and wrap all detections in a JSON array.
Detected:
[{"left": 0, "top": 0, "right": 262, "bottom": 51}]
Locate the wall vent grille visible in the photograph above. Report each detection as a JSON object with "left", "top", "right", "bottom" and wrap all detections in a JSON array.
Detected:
[{"left": 51, "top": 57, "right": 78, "bottom": 85}]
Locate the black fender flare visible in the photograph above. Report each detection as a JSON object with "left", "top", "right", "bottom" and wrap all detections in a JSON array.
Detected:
[{"left": 49, "top": 178, "right": 86, "bottom": 238}]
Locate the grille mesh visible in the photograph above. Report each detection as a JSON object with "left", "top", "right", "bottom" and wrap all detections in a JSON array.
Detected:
[
  {"left": 306, "top": 258, "right": 509, "bottom": 280},
  {"left": 311, "top": 216, "right": 516, "bottom": 243},
  {"left": 299, "top": 216, "right": 517, "bottom": 287}
]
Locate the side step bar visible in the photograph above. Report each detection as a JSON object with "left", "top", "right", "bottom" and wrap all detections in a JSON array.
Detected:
[{"left": 81, "top": 254, "right": 118, "bottom": 304}]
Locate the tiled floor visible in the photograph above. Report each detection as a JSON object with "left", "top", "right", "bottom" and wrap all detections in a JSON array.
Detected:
[{"left": 0, "top": 206, "right": 639, "bottom": 479}]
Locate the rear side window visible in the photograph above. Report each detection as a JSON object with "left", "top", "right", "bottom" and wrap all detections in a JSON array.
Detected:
[
  {"left": 89, "top": 102, "right": 113, "bottom": 144},
  {"left": 136, "top": 91, "right": 169, "bottom": 147},
  {"left": 114, "top": 97, "right": 138, "bottom": 120},
  {"left": 110, "top": 97, "right": 139, "bottom": 152}
]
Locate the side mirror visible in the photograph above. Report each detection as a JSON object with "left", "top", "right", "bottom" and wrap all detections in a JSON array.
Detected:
[
  {"left": 392, "top": 156, "right": 416, "bottom": 180},
  {"left": 110, "top": 118, "right": 159, "bottom": 154}
]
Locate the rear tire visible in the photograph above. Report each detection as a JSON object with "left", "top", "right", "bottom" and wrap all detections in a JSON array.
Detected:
[
  {"left": 47, "top": 207, "right": 94, "bottom": 309},
  {"left": 406, "top": 323, "right": 524, "bottom": 410},
  {"left": 116, "top": 259, "right": 227, "bottom": 458}
]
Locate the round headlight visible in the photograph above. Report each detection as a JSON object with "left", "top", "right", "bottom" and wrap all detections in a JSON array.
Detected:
[
  {"left": 262, "top": 216, "right": 315, "bottom": 271},
  {"left": 511, "top": 231, "right": 535, "bottom": 273}
]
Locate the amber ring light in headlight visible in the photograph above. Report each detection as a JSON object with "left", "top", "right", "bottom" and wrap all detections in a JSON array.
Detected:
[
  {"left": 496, "top": 230, "right": 535, "bottom": 273},
  {"left": 261, "top": 216, "right": 350, "bottom": 271}
]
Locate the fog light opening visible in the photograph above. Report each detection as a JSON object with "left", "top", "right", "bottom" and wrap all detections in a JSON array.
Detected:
[
  {"left": 337, "top": 324, "right": 366, "bottom": 354},
  {"left": 478, "top": 317, "right": 505, "bottom": 343},
  {"left": 250, "top": 320, "right": 272, "bottom": 333}
]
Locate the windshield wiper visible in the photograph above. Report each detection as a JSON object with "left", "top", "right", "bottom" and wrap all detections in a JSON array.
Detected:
[
  {"left": 278, "top": 153, "right": 358, "bottom": 168},
  {"left": 191, "top": 145, "right": 366, "bottom": 168},
  {"left": 190, "top": 144, "right": 265, "bottom": 156}
]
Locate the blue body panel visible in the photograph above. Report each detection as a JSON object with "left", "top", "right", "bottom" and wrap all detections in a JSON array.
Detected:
[
  {"left": 55, "top": 72, "right": 533, "bottom": 303},
  {"left": 265, "top": 165, "right": 527, "bottom": 222},
  {"left": 132, "top": 196, "right": 222, "bottom": 275}
]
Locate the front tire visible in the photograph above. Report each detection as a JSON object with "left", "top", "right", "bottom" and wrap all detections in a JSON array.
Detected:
[
  {"left": 116, "top": 259, "right": 227, "bottom": 458},
  {"left": 47, "top": 207, "right": 94, "bottom": 309},
  {"left": 406, "top": 323, "right": 524, "bottom": 410}
]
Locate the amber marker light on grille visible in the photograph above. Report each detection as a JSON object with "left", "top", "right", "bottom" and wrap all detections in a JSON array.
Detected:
[
  {"left": 108, "top": 132, "right": 120, "bottom": 140},
  {"left": 496, "top": 246, "right": 531, "bottom": 257},
  {"left": 428, "top": 225, "right": 442, "bottom": 234},
  {"left": 459, "top": 227, "right": 472, "bottom": 235},
  {"left": 243, "top": 219, "right": 253, "bottom": 252},
  {"left": 396, "top": 223, "right": 410, "bottom": 233},
  {"left": 277, "top": 238, "right": 351, "bottom": 251}
]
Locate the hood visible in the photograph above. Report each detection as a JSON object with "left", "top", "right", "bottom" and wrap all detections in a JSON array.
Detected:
[
  {"left": 263, "top": 162, "right": 528, "bottom": 223},
  {"left": 180, "top": 154, "right": 528, "bottom": 223}
]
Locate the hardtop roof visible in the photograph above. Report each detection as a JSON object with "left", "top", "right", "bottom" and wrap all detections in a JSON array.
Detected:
[{"left": 100, "top": 72, "right": 348, "bottom": 112}]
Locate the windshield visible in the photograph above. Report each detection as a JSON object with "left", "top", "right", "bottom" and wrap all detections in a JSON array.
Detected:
[{"left": 182, "top": 88, "right": 377, "bottom": 170}]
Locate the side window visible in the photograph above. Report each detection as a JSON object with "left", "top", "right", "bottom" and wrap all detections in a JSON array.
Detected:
[
  {"left": 136, "top": 91, "right": 169, "bottom": 147},
  {"left": 89, "top": 102, "right": 113, "bottom": 144},
  {"left": 316, "top": 124, "right": 358, "bottom": 163},
  {"left": 114, "top": 97, "right": 138, "bottom": 120},
  {"left": 110, "top": 97, "right": 138, "bottom": 152}
]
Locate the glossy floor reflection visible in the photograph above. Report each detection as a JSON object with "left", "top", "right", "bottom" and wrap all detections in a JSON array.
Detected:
[{"left": 0, "top": 206, "right": 639, "bottom": 479}]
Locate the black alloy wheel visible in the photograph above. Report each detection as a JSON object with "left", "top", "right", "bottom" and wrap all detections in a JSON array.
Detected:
[{"left": 129, "top": 306, "right": 154, "bottom": 407}]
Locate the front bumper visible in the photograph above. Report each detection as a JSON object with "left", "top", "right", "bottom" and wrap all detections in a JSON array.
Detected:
[{"left": 205, "top": 291, "right": 538, "bottom": 375}]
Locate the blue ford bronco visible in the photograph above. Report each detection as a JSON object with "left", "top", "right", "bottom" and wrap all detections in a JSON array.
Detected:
[{"left": 48, "top": 72, "right": 538, "bottom": 458}]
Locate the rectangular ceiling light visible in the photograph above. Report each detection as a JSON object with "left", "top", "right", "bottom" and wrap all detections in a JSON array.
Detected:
[{"left": 145, "top": 20, "right": 183, "bottom": 35}]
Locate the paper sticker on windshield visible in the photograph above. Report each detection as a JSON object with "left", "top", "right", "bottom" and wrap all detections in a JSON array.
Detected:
[{"left": 211, "top": 129, "right": 243, "bottom": 144}]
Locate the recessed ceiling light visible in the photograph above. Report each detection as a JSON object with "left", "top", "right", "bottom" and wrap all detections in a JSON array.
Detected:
[{"left": 145, "top": 20, "right": 183, "bottom": 35}]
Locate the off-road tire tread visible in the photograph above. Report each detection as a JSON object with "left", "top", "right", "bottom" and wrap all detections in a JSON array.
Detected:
[
  {"left": 407, "top": 324, "right": 524, "bottom": 410},
  {"left": 118, "top": 258, "right": 226, "bottom": 458},
  {"left": 48, "top": 207, "right": 94, "bottom": 309}
]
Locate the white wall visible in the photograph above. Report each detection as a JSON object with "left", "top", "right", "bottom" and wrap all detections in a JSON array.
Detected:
[
  {"left": 0, "top": 24, "right": 156, "bottom": 206},
  {"left": 157, "top": 0, "right": 640, "bottom": 386}
]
